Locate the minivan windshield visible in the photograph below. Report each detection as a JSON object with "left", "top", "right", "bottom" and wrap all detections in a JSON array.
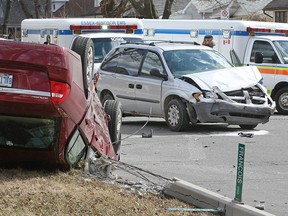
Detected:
[
  {"left": 92, "top": 37, "right": 143, "bottom": 63},
  {"left": 163, "top": 49, "right": 233, "bottom": 77}
]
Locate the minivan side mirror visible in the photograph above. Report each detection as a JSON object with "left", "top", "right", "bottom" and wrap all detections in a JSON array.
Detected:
[
  {"left": 150, "top": 68, "right": 168, "bottom": 80},
  {"left": 254, "top": 52, "right": 263, "bottom": 63}
]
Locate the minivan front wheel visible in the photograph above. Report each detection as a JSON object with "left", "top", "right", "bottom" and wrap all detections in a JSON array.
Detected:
[
  {"left": 101, "top": 92, "right": 114, "bottom": 105},
  {"left": 165, "top": 98, "right": 189, "bottom": 132}
]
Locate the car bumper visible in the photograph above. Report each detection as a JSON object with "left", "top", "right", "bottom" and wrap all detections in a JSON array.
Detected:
[{"left": 193, "top": 99, "right": 275, "bottom": 125}]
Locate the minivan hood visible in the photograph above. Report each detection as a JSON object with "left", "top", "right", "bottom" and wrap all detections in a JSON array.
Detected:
[{"left": 182, "top": 66, "right": 262, "bottom": 92}]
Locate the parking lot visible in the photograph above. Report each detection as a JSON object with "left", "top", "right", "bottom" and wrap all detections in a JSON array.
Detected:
[{"left": 118, "top": 114, "right": 288, "bottom": 216}]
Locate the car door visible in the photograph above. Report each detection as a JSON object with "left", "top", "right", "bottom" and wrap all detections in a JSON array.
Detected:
[
  {"left": 248, "top": 40, "right": 279, "bottom": 91},
  {"left": 100, "top": 47, "right": 145, "bottom": 114},
  {"left": 134, "top": 50, "right": 165, "bottom": 116}
]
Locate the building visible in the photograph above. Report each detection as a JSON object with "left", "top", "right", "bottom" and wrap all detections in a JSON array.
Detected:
[{"left": 263, "top": 0, "right": 288, "bottom": 23}]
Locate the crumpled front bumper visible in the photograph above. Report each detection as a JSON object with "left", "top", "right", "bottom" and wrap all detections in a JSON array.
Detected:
[
  {"left": 193, "top": 100, "right": 274, "bottom": 125},
  {"left": 191, "top": 86, "right": 276, "bottom": 125}
]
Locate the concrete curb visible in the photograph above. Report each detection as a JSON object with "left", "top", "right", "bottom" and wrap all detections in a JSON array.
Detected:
[{"left": 164, "top": 178, "right": 276, "bottom": 216}]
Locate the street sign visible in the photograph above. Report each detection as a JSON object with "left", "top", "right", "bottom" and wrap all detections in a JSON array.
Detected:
[
  {"left": 221, "top": 9, "right": 229, "bottom": 19},
  {"left": 234, "top": 143, "right": 245, "bottom": 202}
]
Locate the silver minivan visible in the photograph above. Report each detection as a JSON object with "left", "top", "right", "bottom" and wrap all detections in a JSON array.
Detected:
[{"left": 96, "top": 42, "right": 275, "bottom": 131}]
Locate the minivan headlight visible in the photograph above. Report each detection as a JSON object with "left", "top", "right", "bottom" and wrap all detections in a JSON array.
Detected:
[{"left": 193, "top": 92, "right": 203, "bottom": 101}]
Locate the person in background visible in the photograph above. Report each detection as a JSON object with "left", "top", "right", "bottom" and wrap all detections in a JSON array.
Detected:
[{"left": 202, "top": 35, "right": 215, "bottom": 48}]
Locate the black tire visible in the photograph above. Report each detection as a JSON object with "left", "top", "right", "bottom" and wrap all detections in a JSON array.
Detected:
[
  {"left": 274, "top": 87, "right": 288, "bottom": 115},
  {"left": 165, "top": 98, "right": 189, "bottom": 132},
  {"left": 71, "top": 37, "right": 94, "bottom": 99},
  {"left": 239, "top": 124, "right": 258, "bottom": 130},
  {"left": 101, "top": 92, "right": 114, "bottom": 105},
  {"left": 104, "top": 100, "right": 122, "bottom": 155}
]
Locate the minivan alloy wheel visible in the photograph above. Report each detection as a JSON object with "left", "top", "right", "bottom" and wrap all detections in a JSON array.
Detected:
[{"left": 165, "top": 98, "right": 189, "bottom": 132}]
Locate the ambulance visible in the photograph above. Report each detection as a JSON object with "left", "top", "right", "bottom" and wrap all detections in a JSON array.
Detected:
[
  {"left": 21, "top": 18, "right": 144, "bottom": 71},
  {"left": 142, "top": 19, "right": 288, "bottom": 114}
]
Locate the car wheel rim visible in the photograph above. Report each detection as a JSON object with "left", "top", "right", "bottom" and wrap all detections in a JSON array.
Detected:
[
  {"left": 168, "top": 104, "right": 179, "bottom": 126},
  {"left": 86, "top": 46, "right": 94, "bottom": 83},
  {"left": 279, "top": 93, "right": 288, "bottom": 111}
]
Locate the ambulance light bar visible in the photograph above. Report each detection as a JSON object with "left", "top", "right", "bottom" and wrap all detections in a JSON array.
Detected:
[{"left": 247, "top": 27, "right": 288, "bottom": 36}]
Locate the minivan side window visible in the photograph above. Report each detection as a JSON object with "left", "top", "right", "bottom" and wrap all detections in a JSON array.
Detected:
[
  {"left": 101, "top": 48, "right": 122, "bottom": 72},
  {"left": 116, "top": 48, "right": 145, "bottom": 76},
  {"left": 141, "top": 51, "right": 165, "bottom": 77}
]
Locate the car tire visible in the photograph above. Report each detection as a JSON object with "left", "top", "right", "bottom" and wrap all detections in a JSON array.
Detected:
[
  {"left": 239, "top": 124, "right": 258, "bottom": 130},
  {"left": 101, "top": 92, "right": 114, "bottom": 105},
  {"left": 104, "top": 100, "right": 122, "bottom": 155},
  {"left": 71, "top": 37, "right": 95, "bottom": 99},
  {"left": 274, "top": 87, "right": 288, "bottom": 115},
  {"left": 165, "top": 98, "right": 189, "bottom": 132}
]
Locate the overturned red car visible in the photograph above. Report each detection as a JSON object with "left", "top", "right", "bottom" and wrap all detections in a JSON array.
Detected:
[{"left": 0, "top": 39, "right": 122, "bottom": 169}]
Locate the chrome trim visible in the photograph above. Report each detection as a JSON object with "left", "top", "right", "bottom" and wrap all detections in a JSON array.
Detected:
[{"left": 0, "top": 87, "right": 51, "bottom": 97}]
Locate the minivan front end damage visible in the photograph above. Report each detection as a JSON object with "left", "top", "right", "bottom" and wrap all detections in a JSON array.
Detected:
[
  {"left": 180, "top": 66, "right": 275, "bottom": 127},
  {"left": 189, "top": 84, "right": 275, "bottom": 126}
]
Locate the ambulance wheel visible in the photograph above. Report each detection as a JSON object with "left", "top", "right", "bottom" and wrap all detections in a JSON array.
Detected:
[
  {"left": 71, "top": 37, "right": 95, "bottom": 99},
  {"left": 104, "top": 100, "right": 122, "bottom": 156},
  {"left": 274, "top": 87, "right": 288, "bottom": 115},
  {"left": 239, "top": 124, "right": 258, "bottom": 130},
  {"left": 165, "top": 98, "right": 189, "bottom": 132}
]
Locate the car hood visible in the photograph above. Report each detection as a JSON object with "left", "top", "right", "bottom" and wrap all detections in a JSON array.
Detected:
[{"left": 182, "top": 66, "right": 262, "bottom": 92}]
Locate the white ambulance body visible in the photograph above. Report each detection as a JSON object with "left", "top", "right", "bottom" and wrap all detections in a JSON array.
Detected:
[
  {"left": 142, "top": 19, "right": 288, "bottom": 114},
  {"left": 21, "top": 18, "right": 144, "bottom": 70}
]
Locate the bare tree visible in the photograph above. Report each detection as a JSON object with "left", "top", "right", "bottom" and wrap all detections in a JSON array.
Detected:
[
  {"left": 99, "top": 0, "right": 174, "bottom": 19},
  {"left": 44, "top": 0, "right": 52, "bottom": 18},
  {"left": 2, "top": 0, "right": 12, "bottom": 35},
  {"left": 34, "top": 0, "right": 41, "bottom": 18},
  {"left": 18, "top": 0, "right": 51, "bottom": 18},
  {"left": 129, "top": 0, "right": 158, "bottom": 18},
  {"left": 162, "top": 0, "right": 174, "bottom": 19},
  {"left": 19, "top": 0, "right": 33, "bottom": 18},
  {"left": 100, "top": 0, "right": 131, "bottom": 18}
]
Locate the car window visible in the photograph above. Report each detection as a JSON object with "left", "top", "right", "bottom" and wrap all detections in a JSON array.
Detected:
[
  {"left": 140, "top": 51, "right": 165, "bottom": 77},
  {"left": 0, "top": 116, "right": 59, "bottom": 149},
  {"left": 101, "top": 48, "right": 122, "bottom": 72},
  {"left": 92, "top": 37, "right": 143, "bottom": 63},
  {"left": 250, "top": 41, "right": 276, "bottom": 63},
  {"left": 274, "top": 40, "right": 288, "bottom": 64},
  {"left": 101, "top": 48, "right": 145, "bottom": 76},
  {"left": 116, "top": 48, "right": 145, "bottom": 76},
  {"left": 163, "top": 49, "right": 232, "bottom": 77},
  {"left": 65, "top": 129, "right": 87, "bottom": 167}
]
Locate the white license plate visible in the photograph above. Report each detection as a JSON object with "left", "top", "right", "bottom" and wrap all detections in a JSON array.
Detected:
[{"left": 0, "top": 74, "right": 13, "bottom": 87}]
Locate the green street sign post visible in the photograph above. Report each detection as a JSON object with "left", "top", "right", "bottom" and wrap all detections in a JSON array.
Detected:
[{"left": 234, "top": 143, "right": 245, "bottom": 203}]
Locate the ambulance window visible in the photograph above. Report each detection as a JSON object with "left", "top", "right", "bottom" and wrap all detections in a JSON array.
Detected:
[
  {"left": 92, "top": 37, "right": 143, "bottom": 64},
  {"left": 274, "top": 40, "right": 288, "bottom": 64},
  {"left": 250, "top": 41, "right": 275, "bottom": 63}
]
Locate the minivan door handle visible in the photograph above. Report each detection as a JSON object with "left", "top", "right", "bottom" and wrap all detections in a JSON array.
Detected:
[
  {"left": 136, "top": 84, "right": 142, "bottom": 89},
  {"left": 128, "top": 83, "right": 134, "bottom": 88}
]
